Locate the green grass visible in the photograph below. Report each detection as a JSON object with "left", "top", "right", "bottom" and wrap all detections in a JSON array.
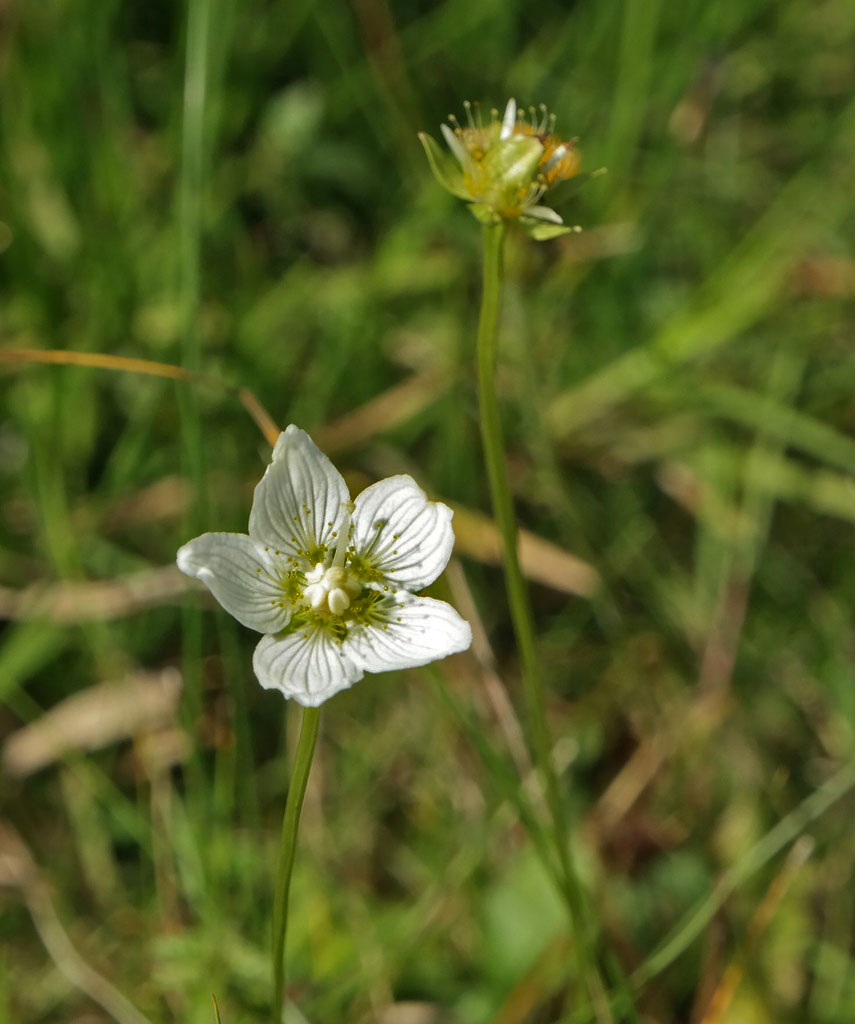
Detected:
[{"left": 1, "top": 0, "right": 854, "bottom": 1021}]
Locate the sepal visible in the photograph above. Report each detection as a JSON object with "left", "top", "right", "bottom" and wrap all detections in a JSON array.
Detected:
[{"left": 417, "top": 132, "right": 469, "bottom": 199}]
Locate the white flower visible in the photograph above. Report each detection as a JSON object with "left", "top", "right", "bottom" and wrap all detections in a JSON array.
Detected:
[{"left": 176, "top": 425, "right": 472, "bottom": 707}]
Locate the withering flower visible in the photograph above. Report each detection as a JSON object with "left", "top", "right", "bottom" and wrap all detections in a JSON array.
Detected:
[
  {"left": 419, "top": 98, "right": 583, "bottom": 239},
  {"left": 177, "top": 426, "right": 471, "bottom": 707}
]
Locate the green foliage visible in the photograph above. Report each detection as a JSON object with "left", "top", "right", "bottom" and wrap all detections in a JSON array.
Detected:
[{"left": 1, "top": 0, "right": 854, "bottom": 1021}]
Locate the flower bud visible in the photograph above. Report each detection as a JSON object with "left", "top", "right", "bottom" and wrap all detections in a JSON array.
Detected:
[{"left": 419, "top": 99, "right": 584, "bottom": 239}]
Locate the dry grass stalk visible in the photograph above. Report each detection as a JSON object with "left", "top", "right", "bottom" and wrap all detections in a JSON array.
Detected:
[
  {"left": 697, "top": 837, "right": 815, "bottom": 1024},
  {"left": 316, "top": 370, "right": 446, "bottom": 454},
  {"left": 450, "top": 503, "right": 599, "bottom": 598},
  {"left": 0, "top": 820, "right": 153, "bottom": 1024},
  {"left": 0, "top": 568, "right": 188, "bottom": 624},
  {"left": 3, "top": 668, "right": 182, "bottom": 777}
]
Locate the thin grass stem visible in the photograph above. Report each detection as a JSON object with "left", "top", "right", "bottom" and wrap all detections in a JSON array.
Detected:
[
  {"left": 178, "top": 0, "right": 214, "bottom": 807},
  {"left": 560, "top": 758, "right": 855, "bottom": 1024},
  {"left": 271, "top": 706, "right": 321, "bottom": 1023},
  {"left": 476, "top": 222, "right": 616, "bottom": 1023},
  {"left": 632, "top": 757, "right": 855, "bottom": 988}
]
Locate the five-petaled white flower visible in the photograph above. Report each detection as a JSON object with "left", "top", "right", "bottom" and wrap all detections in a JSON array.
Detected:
[{"left": 177, "top": 426, "right": 472, "bottom": 706}]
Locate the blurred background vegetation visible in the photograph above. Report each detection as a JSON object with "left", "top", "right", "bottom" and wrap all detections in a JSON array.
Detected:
[{"left": 1, "top": 0, "right": 854, "bottom": 1021}]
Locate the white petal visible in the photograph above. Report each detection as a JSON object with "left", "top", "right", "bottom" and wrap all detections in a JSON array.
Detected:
[
  {"left": 253, "top": 628, "right": 363, "bottom": 706},
  {"left": 345, "top": 593, "right": 471, "bottom": 675},
  {"left": 351, "top": 475, "right": 455, "bottom": 591},
  {"left": 177, "top": 532, "right": 292, "bottom": 633},
  {"left": 248, "top": 425, "right": 349, "bottom": 563},
  {"left": 525, "top": 205, "right": 564, "bottom": 224},
  {"left": 441, "top": 123, "right": 468, "bottom": 166},
  {"left": 500, "top": 98, "right": 517, "bottom": 140}
]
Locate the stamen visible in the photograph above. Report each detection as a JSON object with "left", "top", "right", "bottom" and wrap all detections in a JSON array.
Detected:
[
  {"left": 441, "top": 123, "right": 468, "bottom": 164},
  {"left": 500, "top": 98, "right": 517, "bottom": 140},
  {"left": 327, "top": 588, "right": 351, "bottom": 615},
  {"left": 331, "top": 503, "right": 353, "bottom": 567},
  {"left": 306, "top": 583, "right": 327, "bottom": 611},
  {"left": 543, "top": 144, "right": 569, "bottom": 173},
  {"left": 526, "top": 182, "right": 547, "bottom": 206},
  {"left": 463, "top": 100, "right": 475, "bottom": 129}
]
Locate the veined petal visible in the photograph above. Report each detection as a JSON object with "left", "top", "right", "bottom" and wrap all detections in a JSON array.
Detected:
[
  {"left": 351, "top": 475, "right": 455, "bottom": 591},
  {"left": 177, "top": 532, "right": 292, "bottom": 633},
  {"left": 345, "top": 593, "right": 471, "bottom": 675},
  {"left": 248, "top": 425, "right": 349, "bottom": 563},
  {"left": 253, "top": 628, "right": 363, "bottom": 706}
]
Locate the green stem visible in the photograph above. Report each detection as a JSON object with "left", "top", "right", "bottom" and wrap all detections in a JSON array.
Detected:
[
  {"left": 177, "top": 0, "right": 212, "bottom": 805},
  {"left": 634, "top": 757, "right": 855, "bottom": 987},
  {"left": 271, "top": 706, "right": 321, "bottom": 1024},
  {"left": 476, "top": 223, "right": 613, "bottom": 1023}
]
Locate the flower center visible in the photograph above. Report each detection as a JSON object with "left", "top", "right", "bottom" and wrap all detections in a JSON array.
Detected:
[{"left": 303, "top": 564, "right": 362, "bottom": 616}]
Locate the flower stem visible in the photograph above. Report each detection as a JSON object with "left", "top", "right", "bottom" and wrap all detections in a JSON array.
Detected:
[
  {"left": 476, "top": 222, "right": 614, "bottom": 1023},
  {"left": 271, "top": 706, "right": 320, "bottom": 1024}
]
